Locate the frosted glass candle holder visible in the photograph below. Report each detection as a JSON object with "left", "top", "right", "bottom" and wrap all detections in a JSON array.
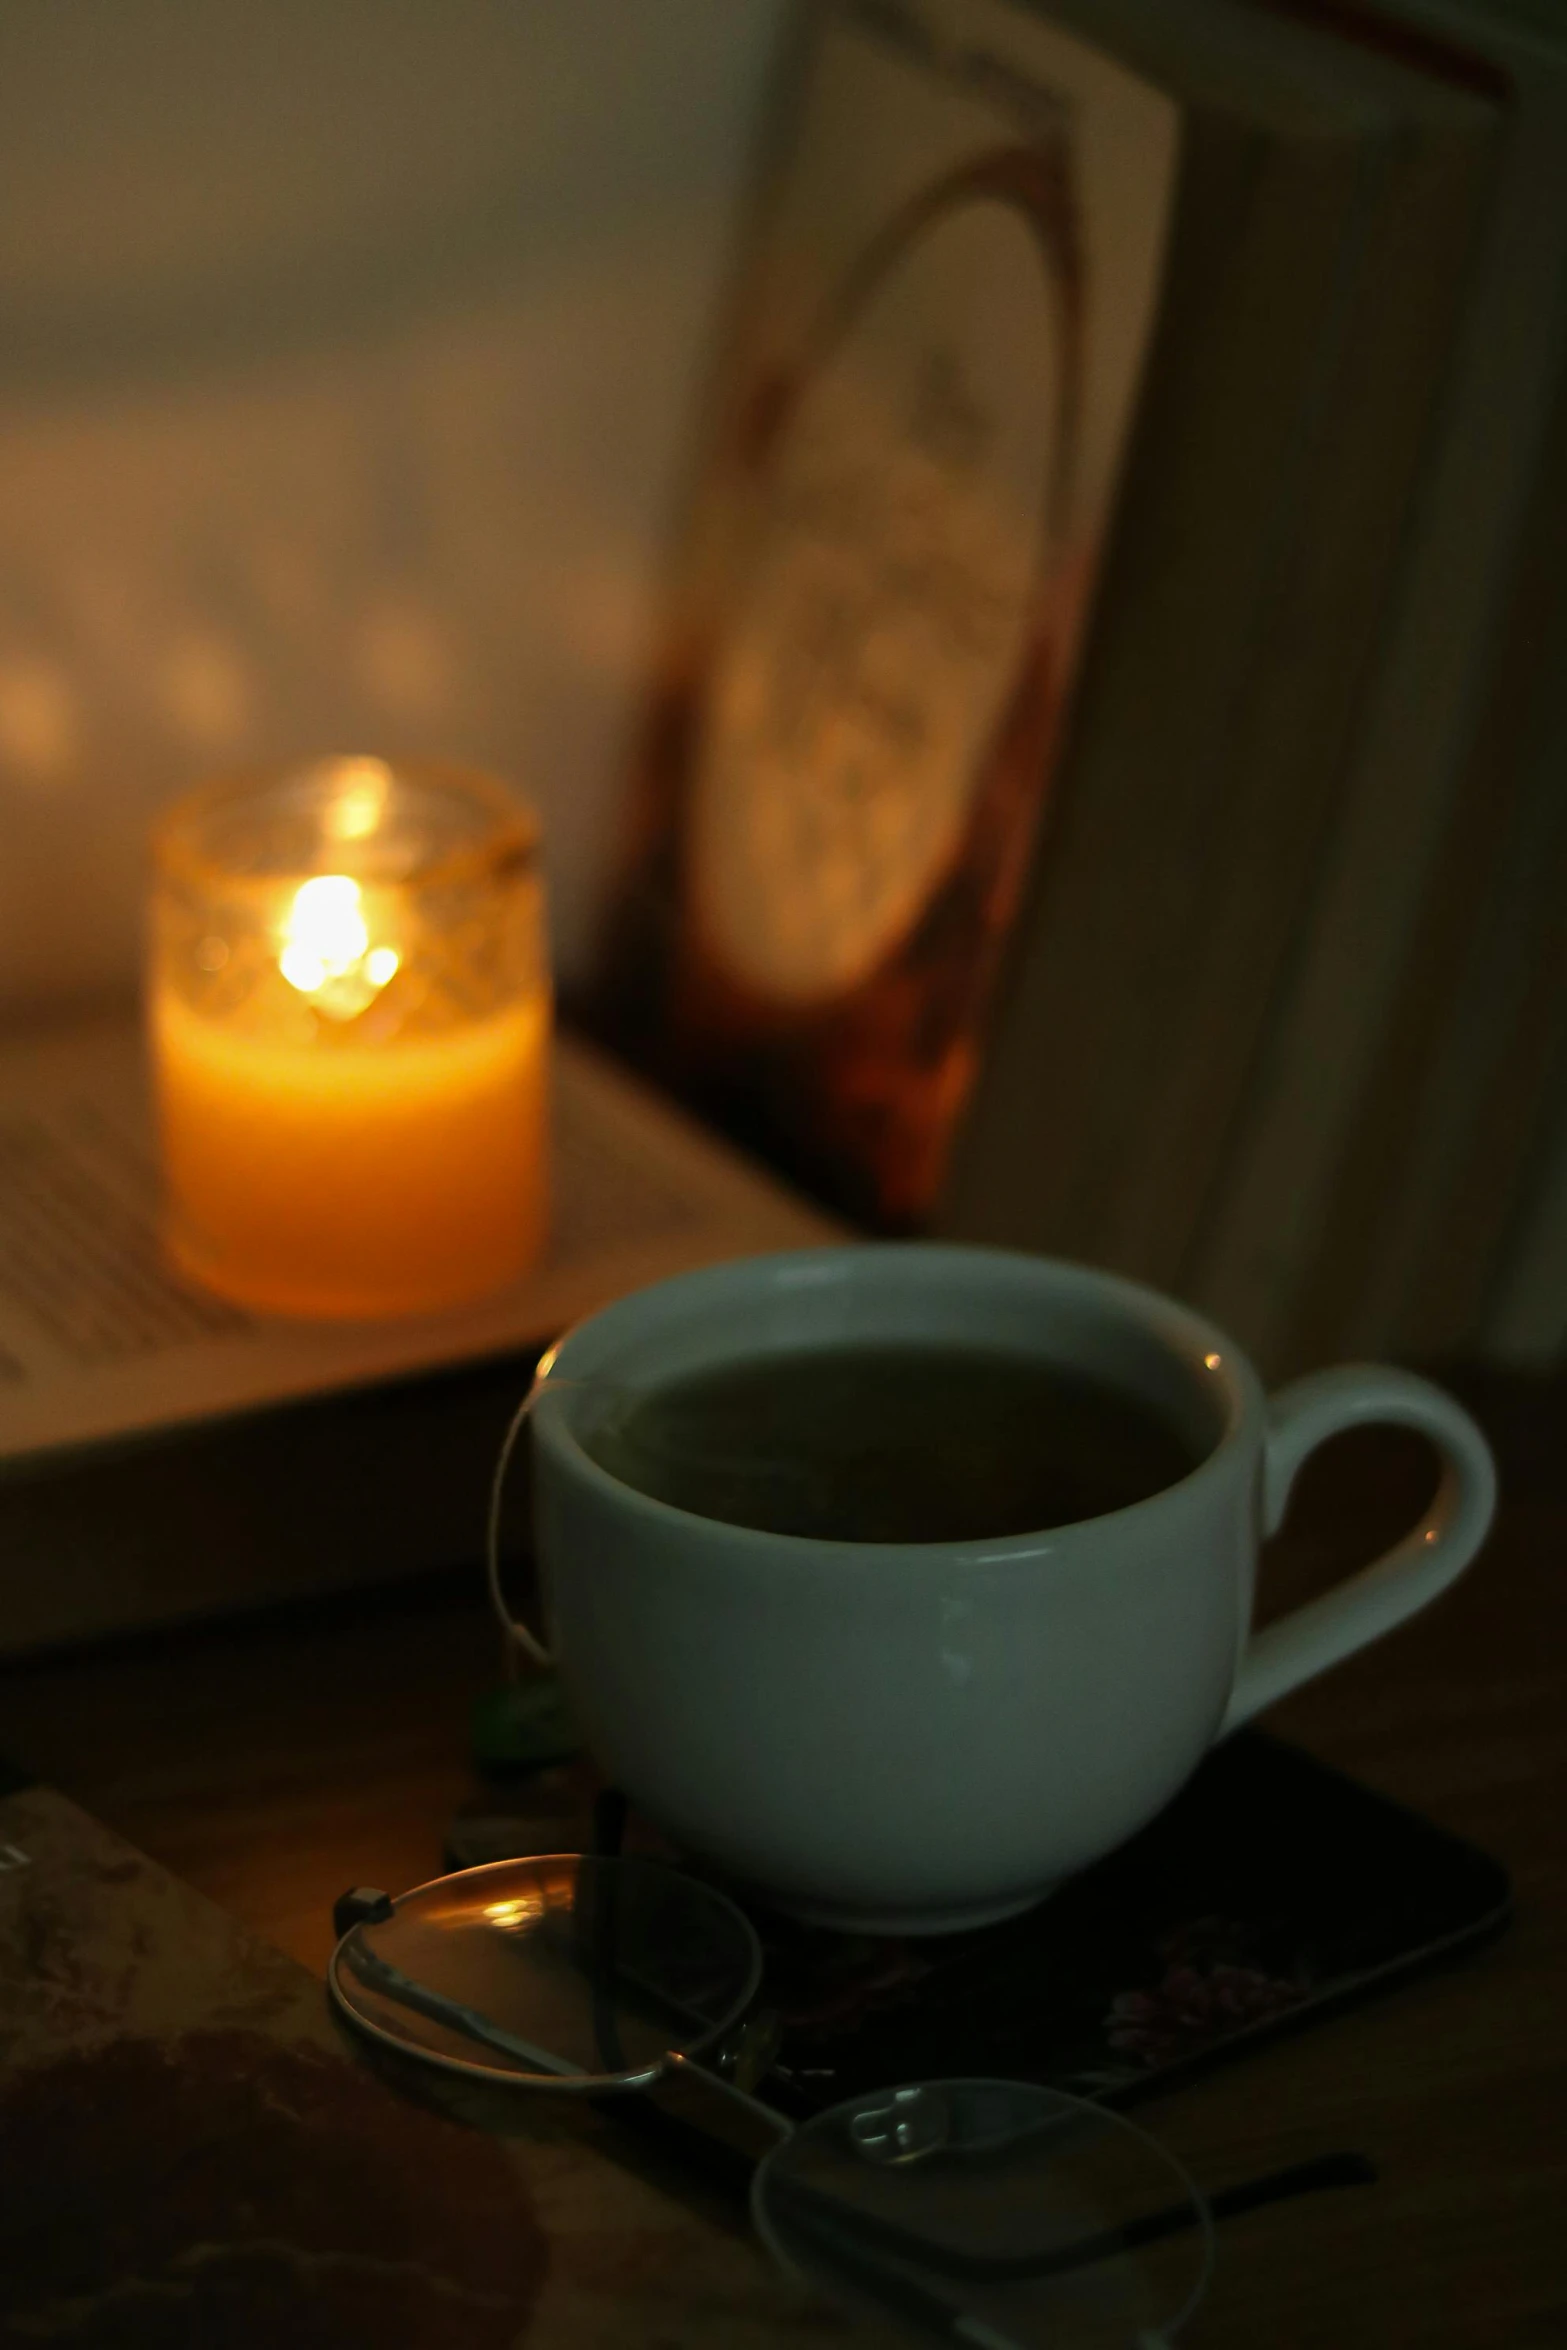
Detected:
[{"left": 149, "top": 756, "right": 550, "bottom": 1319}]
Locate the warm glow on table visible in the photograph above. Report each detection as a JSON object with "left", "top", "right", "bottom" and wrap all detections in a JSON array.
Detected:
[{"left": 153, "top": 982, "right": 549, "bottom": 1319}]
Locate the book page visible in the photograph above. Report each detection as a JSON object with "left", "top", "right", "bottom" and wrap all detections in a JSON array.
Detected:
[{"left": 0, "top": 1021, "right": 838, "bottom": 1468}]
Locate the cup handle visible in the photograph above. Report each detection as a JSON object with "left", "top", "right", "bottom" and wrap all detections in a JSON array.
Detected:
[{"left": 1220, "top": 1366, "right": 1496, "bottom": 1736}]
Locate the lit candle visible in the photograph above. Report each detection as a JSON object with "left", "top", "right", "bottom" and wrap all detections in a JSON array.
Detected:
[{"left": 149, "top": 757, "right": 550, "bottom": 1319}]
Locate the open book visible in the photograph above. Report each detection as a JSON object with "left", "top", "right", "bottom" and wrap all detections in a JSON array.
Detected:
[{"left": 0, "top": 1017, "right": 837, "bottom": 1470}]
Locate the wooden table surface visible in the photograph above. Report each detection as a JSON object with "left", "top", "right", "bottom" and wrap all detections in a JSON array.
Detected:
[{"left": 2, "top": 1366, "right": 1563, "bottom": 2349}]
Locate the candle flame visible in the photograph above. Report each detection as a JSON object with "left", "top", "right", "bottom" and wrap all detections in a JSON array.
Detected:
[
  {"left": 279, "top": 875, "right": 368, "bottom": 995},
  {"left": 278, "top": 875, "right": 398, "bottom": 1018}
]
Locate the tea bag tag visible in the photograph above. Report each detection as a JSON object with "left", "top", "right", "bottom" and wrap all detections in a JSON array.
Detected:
[{"left": 486, "top": 1375, "right": 554, "bottom": 1670}]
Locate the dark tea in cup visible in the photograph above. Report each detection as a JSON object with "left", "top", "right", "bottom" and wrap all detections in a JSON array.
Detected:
[{"left": 583, "top": 1343, "right": 1199, "bottom": 1543}]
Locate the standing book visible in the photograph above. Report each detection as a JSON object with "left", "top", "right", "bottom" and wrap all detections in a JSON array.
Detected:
[{"left": 590, "top": 0, "right": 1507, "bottom": 1381}]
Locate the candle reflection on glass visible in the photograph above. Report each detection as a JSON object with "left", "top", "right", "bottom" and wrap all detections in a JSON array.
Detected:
[{"left": 149, "top": 757, "right": 550, "bottom": 1320}]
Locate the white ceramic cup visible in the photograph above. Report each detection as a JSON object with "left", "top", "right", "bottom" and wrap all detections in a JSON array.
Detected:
[{"left": 522, "top": 1244, "right": 1495, "bottom": 1935}]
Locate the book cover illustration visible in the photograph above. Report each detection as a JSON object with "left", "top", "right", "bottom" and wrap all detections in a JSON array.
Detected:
[{"left": 595, "top": 0, "right": 1177, "bottom": 1222}]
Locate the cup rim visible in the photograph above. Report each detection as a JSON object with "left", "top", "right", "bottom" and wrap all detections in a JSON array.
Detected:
[{"left": 531, "top": 1243, "right": 1261, "bottom": 1560}]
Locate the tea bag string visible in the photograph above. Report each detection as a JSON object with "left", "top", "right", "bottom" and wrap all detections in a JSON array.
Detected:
[{"left": 486, "top": 1376, "right": 556, "bottom": 1674}]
